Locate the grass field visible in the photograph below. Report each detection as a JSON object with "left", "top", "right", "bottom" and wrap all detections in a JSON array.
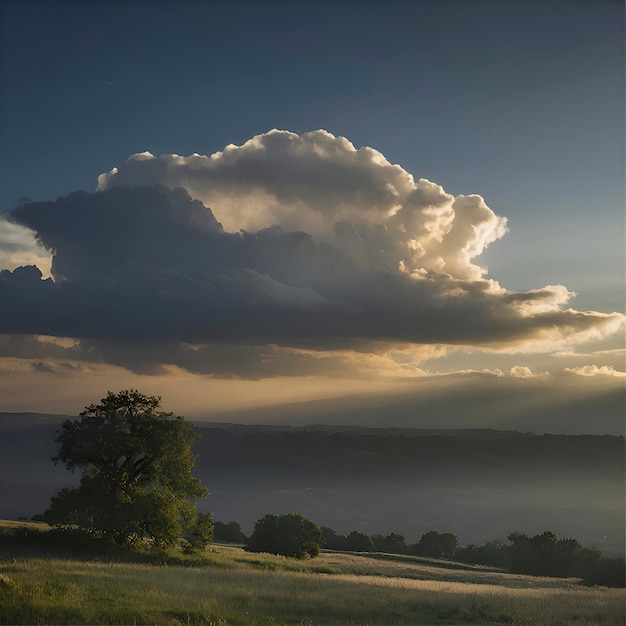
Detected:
[{"left": 1, "top": 521, "right": 624, "bottom": 625}]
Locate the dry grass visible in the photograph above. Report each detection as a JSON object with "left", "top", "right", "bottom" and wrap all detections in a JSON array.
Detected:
[{"left": 1, "top": 527, "right": 624, "bottom": 625}]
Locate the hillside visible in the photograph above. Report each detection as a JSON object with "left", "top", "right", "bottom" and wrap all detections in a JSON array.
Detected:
[
  {"left": 0, "top": 414, "right": 623, "bottom": 555},
  {"left": 2, "top": 520, "right": 623, "bottom": 625}
]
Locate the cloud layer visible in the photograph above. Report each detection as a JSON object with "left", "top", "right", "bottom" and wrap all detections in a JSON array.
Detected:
[{"left": 1, "top": 130, "right": 623, "bottom": 378}]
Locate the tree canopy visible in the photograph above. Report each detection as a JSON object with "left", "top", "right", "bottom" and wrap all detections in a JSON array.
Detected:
[
  {"left": 45, "top": 390, "right": 209, "bottom": 546},
  {"left": 414, "top": 530, "right": 459, "bottom": 558},
  {"left": 246, "top": 513, "right": 324, "bottom": 558},
  {"left": 214, "top": 520, "right": 247, "bottom": 544}
]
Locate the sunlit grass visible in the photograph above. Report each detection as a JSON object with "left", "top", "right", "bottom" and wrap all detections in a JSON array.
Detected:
[{"left": 1, "top": 526, "right": 624, "bottom": 625}]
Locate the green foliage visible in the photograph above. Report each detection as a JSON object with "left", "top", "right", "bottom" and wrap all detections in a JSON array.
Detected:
[
  {"left": 183, "top": 512, "right": 215, "bottom": 554},
  {"left": 214, "top": 520, "right": 247, "bottom": 544},
  {"left": 320, "top": 526, "right": 348, "bottom": 550},
  {"left": 246, "top": 513, "right": 324, "bottom": 558},
  {"left": 508, "top": 531, "right": 588, "bottom": 577},
  {"left": 344, "top": 530, "right": 374, "bottom": 552},
  {"left": 582, "top": 555, "right": 626, "bottom": 588},
  {"left": 372, "top": 532, "right": 409, "bottom": 554},
  {"left": 44, "top": 390, "right": 208, "bottom": 546},
  {"left": 456, "top": 540, "right": 509, "bottom": 568},
  {"left": 413, "top": 530, "right": 459, "bottom": 558},
  {"left": 507, "top": 531, "right": 625, "bottom": 586}
]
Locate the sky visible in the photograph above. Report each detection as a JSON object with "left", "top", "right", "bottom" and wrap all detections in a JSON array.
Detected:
[{"left": 0, "top": 0, "right": 624, "bottom": 432}]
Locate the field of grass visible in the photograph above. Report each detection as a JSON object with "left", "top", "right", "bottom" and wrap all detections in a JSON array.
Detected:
[{"left": 1, "top": 521, "right": 624, "bottom": 625}]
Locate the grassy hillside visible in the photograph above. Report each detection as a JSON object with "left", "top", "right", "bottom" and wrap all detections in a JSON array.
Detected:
[{"left": 0, "top": 521, "right": 623, "bottom": 625}]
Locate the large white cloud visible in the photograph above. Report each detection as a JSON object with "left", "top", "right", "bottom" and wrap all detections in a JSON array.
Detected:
[
  {"left": 1, "top": 130, "right": 623, "bottom": 378},
  {"left": 97, "top": 129, "right": 508, "bottom": 281}
]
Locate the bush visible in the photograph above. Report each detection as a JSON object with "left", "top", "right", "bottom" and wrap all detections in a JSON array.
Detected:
[
  {"left": 320, "top": 526, "right": 347, "bottom": 550},
  {"left": 214, "top": 520, "right": 247, "bottom": 544},
  {"left": 413, "top": 531, "right": 459, "bottom": 558},
  {"left": 582, "top": 556, "right": 626, "bottom": 588},
  {"left": 456, "top": 541, "right": 508, "bottom": 568},
  {"left": 246, "top": 513, "right": 324, "bottom": 558},
  {"left": 371, "top": 532, "right": 409, "bottom": 554},
  {"left": 344, "top": 531, "right": 374, "bottom": 552}
]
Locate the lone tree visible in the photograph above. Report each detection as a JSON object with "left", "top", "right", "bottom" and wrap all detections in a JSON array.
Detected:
[
  {"left": 246, "top": 513, "right": 324, "bottom": 558},
  {"left": 344, "top": 530, "right": 374, "bottom": 552},
  {"left": 413, "top": 530, "right": 459, "bottom": 558},
  {"left": 45, "top": 390, "right": 209, "bottom": 546}
]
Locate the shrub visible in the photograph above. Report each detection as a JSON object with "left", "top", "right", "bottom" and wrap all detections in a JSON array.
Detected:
[
  {"left": 344, "top": 531, "right": 374, "bottom": 552},
  {"left": 246, "top": 513, "right": 324, "bottom": 558},
  {"left": 214, "top": 520, "right": 247, "bottom": 544}
]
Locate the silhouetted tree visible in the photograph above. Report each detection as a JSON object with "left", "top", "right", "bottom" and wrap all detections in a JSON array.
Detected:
[
  {"left": 246, "top": 513, "right": 324, "bottom": 558},
  {"left": 413, "top": 530, "right": 458, "bottom": 558},
  {"left": 581, "top": 555, "right": 626, "bottom": 588},
  {"left": 214, "top": 520, "right": 247, "bottom": 544},
  {"left": 456, "top": 540, "right": 508, "bottom": 568},
  {"left": 320, "top": 526, "right": 348, "bottom": 550},
  {"left": 507, "top": 531, "right": 610, "bottom": 579},
  {"left": 345, "top": 530, "right": 374, "bottom": 552},
  {"left": 44, "top": 390, "right": 209, "bottom": 546},
  {"left": 372, "top": 532, "right": 409, "bottom": 554}
]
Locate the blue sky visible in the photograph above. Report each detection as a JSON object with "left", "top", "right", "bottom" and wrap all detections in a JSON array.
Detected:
[{"left": 0, "top": 0, "right": 623, "bottom": 428}]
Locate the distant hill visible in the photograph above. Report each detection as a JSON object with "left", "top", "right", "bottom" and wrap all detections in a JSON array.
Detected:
[
  {"left": 204, "top": 381, "right": 625, "bottom": 436},
  {"left": 1, "top": 414, "right": 623, "bottom": 556},
  {"left": 0, "top": 412, "right": 72, "bottom": 430}
]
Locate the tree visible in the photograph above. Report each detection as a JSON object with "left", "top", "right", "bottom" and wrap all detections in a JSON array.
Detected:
[
  {"left": 372, "top": 532, "right": 409, "bottom": 554},
  {"left": 183, "top": 512, "right": 215, "bottom": 554},
  {"left": 456, "top": 540, "right": 508, "bottom": 568},
  {"left": 214, "top": 520, "right": 247, "bottom": 544},
  {"left": 246, "top": 513, "right": 324, "bottom": 558},
  {"left": 320, "top": 526, "right": 348, "bottom": 551},
  {"left": 507, "top": 530, "right": 604, "bottom": 579},
  {"left": 44, "top": 390, "right": 209, "bottom": 546},
  {"left": 413, "top": 530, "right": 459, "bottom": 558},
  {"left": 344, "top": 530, "right": 374, "bottom": 552}
]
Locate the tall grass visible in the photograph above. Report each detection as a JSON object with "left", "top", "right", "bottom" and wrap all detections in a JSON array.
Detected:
[{"left": 1, "top": 527, "right": 624, "bottom": 625}]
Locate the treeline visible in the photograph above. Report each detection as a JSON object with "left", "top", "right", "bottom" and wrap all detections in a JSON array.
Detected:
[
  {"left": 321, "top": 527, "right": 459, "bottom": 558},
  {"left": 322, "top": 527, "right": 625, "bottom": 587},
  {"left": 214, "top": 515, "right": 624, "bottom": 588}
]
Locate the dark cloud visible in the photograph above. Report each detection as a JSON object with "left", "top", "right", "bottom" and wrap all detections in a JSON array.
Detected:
[
  {"left": 1, "top": 129, "right": 623, "bottom": 378},
  {"left": 0, "top": 183, "right": 620, "bottom": 379}
]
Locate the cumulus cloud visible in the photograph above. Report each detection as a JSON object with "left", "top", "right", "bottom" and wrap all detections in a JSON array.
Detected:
[
  {"left": 97, "top": 129, "right": 508, "bottom": 281},
  {"left": 508, "top": 365, "right": 550, "bottom": 378},
  {"left": 0, "top": 130, "right": 623, "bottom": 378},
  {"left": 564, "top": 365, "right": 626, "bottom": 378}
]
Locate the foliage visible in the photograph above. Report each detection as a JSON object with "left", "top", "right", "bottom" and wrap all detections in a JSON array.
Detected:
[
  {"left": 214, "top": 520, "right": 247, "bottom": 544},
  {"left": 372, "top": 532, "right": 409, "bottom": 554},
  {"left": 320, "top": 526, "right": 349, "bottom": 550},
  {"left": 456, "top": 540, "right": 509, "bottom": 568},
  {"left": 183, "top": 512, "right": 215, "bottom": 554},
  {"left": 507, "top": 531, "right": 625, "bottom": 586},
  {"left": 344, "top": 530, "right": 375, "bottom": 552},
  {"left": 246, "top": 513, "right": 324, "bottom": 558},
  {"left": 44, "top": 390, "right": 208, "bottom": 546},
  {"left": 413, "top": 530, "right": 459, "bottom": 558},
  {"left": 581, "top": 555, "right": 626, "bottom": 588}
]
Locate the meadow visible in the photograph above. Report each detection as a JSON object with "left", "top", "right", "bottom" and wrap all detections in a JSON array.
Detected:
[{"left": 1, "top": 521, "right": 624, "bottom": 625}]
